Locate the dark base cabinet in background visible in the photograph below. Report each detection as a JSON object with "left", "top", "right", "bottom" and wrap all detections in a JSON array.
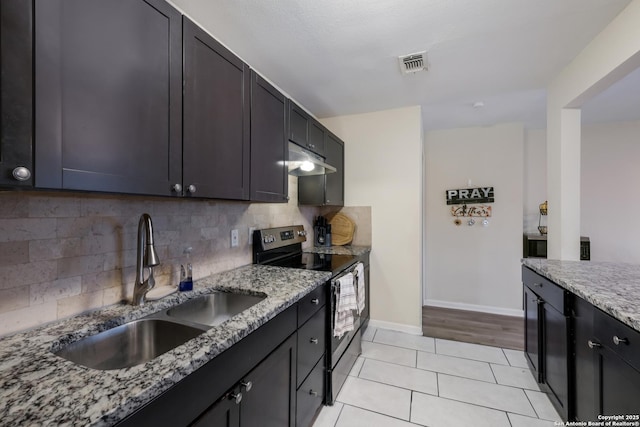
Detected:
[
  {"left": 523, "top": 266, "right": 640, "bottom": 421},
  {"left": 522, "top": 267, "right": 570, "bottom": 420}
]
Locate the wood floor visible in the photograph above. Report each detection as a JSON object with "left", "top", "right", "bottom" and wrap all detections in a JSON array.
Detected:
[{"left": 422, "top": 305, "right": 524, "bottom": 350}]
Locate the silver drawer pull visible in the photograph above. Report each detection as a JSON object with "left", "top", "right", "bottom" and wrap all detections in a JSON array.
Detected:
[
  {"left": 613, "top": 336, "right": 629, "bottom": 345},
  {"left": 588, "top": 340, "right": 601, "bottom": 349},
  {"left": 240, "top": 381, "right": 252, "bottom": 392},
  {"left": 310, "top": 338, "right": 319, "bottom": 344},
  {"left": 309, "top": 390, "right": 318, "bottom": 397},
  {"left": 533, "top": 283, "right": 542, "bottom": 287},
  {"left": 311, "top": 298, "right": 319, "bottom": 305},
  {"left": 229, "top": 392, "right": 242, "bottom": 404}
]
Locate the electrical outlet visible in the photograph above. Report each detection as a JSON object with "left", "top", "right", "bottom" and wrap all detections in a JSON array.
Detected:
[
  {"left": 231, "top": 229, "right": 239, "bottom": 247},
  {"left": 248, "top": 227, "right": 256, "bottom": 245}
]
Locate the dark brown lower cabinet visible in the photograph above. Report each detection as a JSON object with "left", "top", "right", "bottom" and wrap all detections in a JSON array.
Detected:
[
  {"left": 573, "top": 296, "right": 597, "bottom": 420},
  {"left": 598, "top": 346, "right": 640, "bottom": 415},
  {"left": 192, "top": 332, "right": 297, "bottom": 427},
  {"left": 524, "top": 266, "right": 640, "bottom": 422},
  {"left": 522, "top": 267, "right": 570, "bottom": 420}
]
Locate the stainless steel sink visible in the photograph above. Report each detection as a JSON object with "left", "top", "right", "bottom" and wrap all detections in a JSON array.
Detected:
[
  {"left": 166, "top": 292, "right": 266, "bottom": 327},
  {"left": 54, "top": 319, "right": 204, "bottom": 370}
]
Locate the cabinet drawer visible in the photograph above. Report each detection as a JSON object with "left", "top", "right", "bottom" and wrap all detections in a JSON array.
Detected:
[
  {"left": 297, "top": 305, "right": 326, "bottom": 387},
  {"left": 296, "top": 357, "right": 325, "bottom": 427},
  {"left": 522, "top": 267, "right": 567, "bottom": 314},
  {"left": 298, "top": 284, "right": 326, "bottom": 327},
  {"left": 594, "top": 308, "right": 640, "bottom": 372}
]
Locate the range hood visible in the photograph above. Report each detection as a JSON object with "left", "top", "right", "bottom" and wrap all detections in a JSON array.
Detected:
[{"left": 287, "top": 142, "right": 336, "bottom": 176}]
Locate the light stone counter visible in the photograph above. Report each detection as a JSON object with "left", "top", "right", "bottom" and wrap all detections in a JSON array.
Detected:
[
  {"left": 0, "top": 265, "right": 331, "bottom": 426},
  {"left": 523, "top": 258, "right": 640, "bottom": 332}
]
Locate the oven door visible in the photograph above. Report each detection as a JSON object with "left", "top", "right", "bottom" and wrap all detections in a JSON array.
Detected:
[{"left": 326, "top": 268, "right": 363, "bottom": 404}]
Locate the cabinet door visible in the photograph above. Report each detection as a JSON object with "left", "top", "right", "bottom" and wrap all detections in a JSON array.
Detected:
[
  {"left": 308, "top": 121, "right": 325, "bottom": 157},
  {"left": 250, "top": 71, "right": 288, "bottom": 202},
  {"left": 240, "top": 332, "right": 296, "bottom": 427},
  {"left": 523, "top": 286, "right": 541, "bottom": 380},
  {"left": 324, "top": 132, "right": 344, "bottom": 206},
  {"left": 573, "top": 296, "right": 598, "bottom": 421},
  {"left": 599, "top": 347, "right": 640, "bottom": 415},
  {"left": 183, "top": 17, "right": 250, "bottom": 200},
  {"left": 541, "top": 302, "right": 569, "bottom": 419},
  {"left": 34, "top": 0, "right": 182, "bottom": 195},
  {"left": 190, "top": 392, "right": 239, "bottom": 427},
  {"left": 288, "top": 101, "right": 308, "bottom": 148},
  {"left": 0, "top": 0, "right": 33, "bottom": 188}
]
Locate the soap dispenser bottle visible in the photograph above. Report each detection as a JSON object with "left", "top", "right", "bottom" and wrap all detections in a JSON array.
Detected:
[{"left": 178, "top": 247, "right": 193, "bottom": 291}]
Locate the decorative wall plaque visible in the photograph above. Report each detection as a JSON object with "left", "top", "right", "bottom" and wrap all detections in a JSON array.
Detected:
[{"left": 445, "top": 187, "right": 494, "bottom": 205}]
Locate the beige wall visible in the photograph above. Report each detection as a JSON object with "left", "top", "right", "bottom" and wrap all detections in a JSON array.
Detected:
[
  {"left": 425, "top": 124, "right": 524, "bottom": 315},
  {"left": 322, "top": 106, "right": 423, "bottom": 333},
  {"left": 0, "top": 177, "right": 318, "bottom": 336}
]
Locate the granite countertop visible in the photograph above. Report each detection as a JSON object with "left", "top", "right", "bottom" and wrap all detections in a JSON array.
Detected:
[
  {"left": 304, "top": 245, "right": 371, "bottom": 257},
  {"left": 0, "top": 265, "right": 331, "bottom": 427},
  {"left": 522, "top": 258, "right": 640, "bottom": 332}
]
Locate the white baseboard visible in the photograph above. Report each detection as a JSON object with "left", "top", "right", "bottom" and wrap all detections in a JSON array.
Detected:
[
  {"left": 424, "top": 299, "right": 524, "bottom": 318},
  {"left": 367, "top": 319, "right": 423, "bottom": 335}
]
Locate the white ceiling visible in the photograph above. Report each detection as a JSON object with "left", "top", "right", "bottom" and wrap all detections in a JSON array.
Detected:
[{"left": 169, "top": 0, "right": 636, "bottom": 130}]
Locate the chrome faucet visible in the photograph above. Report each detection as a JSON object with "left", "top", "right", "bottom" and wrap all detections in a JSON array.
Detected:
[{"left": 132, "top": 213, "right": 160, "bottom": 306}]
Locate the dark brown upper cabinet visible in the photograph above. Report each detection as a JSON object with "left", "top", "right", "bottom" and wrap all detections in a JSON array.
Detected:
[
  {"left": 0, "top": 0, "right": 34, "bottom": 188},
  {"left": 323, "top": 131, "right": 344, "bottom": 206},
  {"left": 298, "top": 128, "right": 344, "bottom": 207},
  {"left": 250, "top": 72, "right": 288, "bottom": 203},
  {"left": 34, "top": 0, "right": 182, "bottom": 196},
  {"left": 287, "top": 100, "right": 324, "bottom": 157},
  {"left": 183, "top": 17, "right": 250, "bottom": 200}
]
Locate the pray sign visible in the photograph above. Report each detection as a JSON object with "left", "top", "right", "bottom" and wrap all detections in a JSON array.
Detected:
[{"left": 446, "top": 187, "right": 494, "bottom": 205}]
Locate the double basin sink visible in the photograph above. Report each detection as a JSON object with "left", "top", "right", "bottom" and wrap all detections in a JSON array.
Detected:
[{"left": 54, "top": 292, "right": 265, "bottom": 371}]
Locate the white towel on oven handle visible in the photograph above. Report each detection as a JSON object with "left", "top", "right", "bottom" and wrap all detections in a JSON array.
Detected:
[
  {"left": 333, "top": 272, "right": 356, "bottom": 338},
  {"left": 355, "top": 262, "right": 365, "bottom": 315}
]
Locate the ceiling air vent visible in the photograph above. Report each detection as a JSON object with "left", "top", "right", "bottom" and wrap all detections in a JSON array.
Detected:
[{"left": 398, "top": 51, "right": 428, "bottom": 74}]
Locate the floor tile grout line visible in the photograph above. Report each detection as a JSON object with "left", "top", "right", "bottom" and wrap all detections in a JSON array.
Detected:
[
  {"left": 331, "top": 403, "right": 345, "bottom": 427},
  {"left": 336, "top": 402, "right": 414, "bottom": 425},
  {"left": 369, "top": 339, "right": 436, "bottom": 354},
  {"left": 489, "top": 362, "right": 499, "bottom": 384},
  {"left": 522, "top": 388, "right": 541, "bottom": 419},
  {"left": 414, "top": 388, "right": 539, "bottom": 420},
  {"left": 366, "top": 353, "right": 525, "bottom": 388}
]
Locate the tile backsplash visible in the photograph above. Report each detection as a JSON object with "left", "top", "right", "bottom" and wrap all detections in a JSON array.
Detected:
[{"left": 0, "top": 176, "right": 319, "bottom": 336}]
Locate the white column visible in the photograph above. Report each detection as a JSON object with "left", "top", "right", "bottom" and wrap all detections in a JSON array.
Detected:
[{"left": 547, "top": 108, "right": 581, "bottom": 260}]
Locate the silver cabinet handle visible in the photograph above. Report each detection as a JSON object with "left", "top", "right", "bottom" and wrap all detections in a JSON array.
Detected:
[
  {"left": 12, "top": 167, "right": 31, "bottom": 181},
  {"left": 172, "top": 183, "right": 182, "bottom": 193},
  {"left": 533, "top": 283, "right": 542, "bottom": 287},
  {"left": 309, "top": 390, "right": 318, "bottom": 397},
  {"left": 240, "top": 381, "right": 252, "bottom": 392},
  {"left": 310, "top": 338, "right": 319, "bottom": 344},
  {"left": 588, "top": 340, "right": 601, "bottom": 349},
  {"left": 187, "top": 184, "right": 196, "bottom": 194},
  {"left": 311, "top": 298, "right": 319, "bottom": 305},
  {"left": 613, "top": 336, "right": 629, "bottom": 345},
  {"left": 229, "top": 392, "right": 242, "bottom": 404},
  {"left": 535, "top": 298, "right": 544, "bottom": 305}
]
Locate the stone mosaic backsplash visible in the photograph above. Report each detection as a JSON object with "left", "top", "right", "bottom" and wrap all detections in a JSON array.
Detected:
[{"left": 0, "top": 176, "right": 319, "bottom": 336}]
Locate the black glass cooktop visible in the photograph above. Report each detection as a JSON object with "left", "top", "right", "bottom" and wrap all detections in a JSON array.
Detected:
[{"left": 269, "top": 252, "right": 356, "bottom": 275}]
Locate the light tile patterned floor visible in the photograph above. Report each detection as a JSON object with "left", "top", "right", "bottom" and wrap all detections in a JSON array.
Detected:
[{"left": 313, "top": 326, "right": 561, "bottom": 427}]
